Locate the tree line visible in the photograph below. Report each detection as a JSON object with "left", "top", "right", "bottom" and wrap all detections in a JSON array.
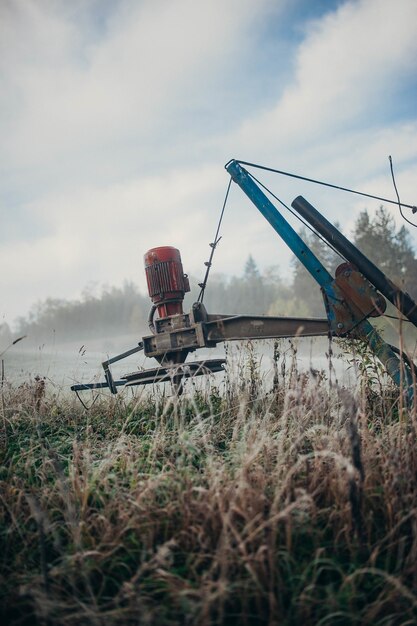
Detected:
[{"left": 6, "top": 206, "right": 417, "bottom": 346}]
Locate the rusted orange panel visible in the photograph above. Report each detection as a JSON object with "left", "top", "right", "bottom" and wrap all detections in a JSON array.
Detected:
[{"left": 335, "top": 263, "right": 386, "bottom": 318}]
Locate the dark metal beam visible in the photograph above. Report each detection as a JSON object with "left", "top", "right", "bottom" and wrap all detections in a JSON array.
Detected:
[
  {"left": 204, "top": 315, "right": 330, "bottom": 342},
  {"left": 291, "top": 195, "right": 417, "bottom": 328}
]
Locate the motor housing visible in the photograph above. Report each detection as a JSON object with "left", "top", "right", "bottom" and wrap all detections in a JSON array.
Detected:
[{"left": 144, "top": 246, "right": 190, "bottom": 319}]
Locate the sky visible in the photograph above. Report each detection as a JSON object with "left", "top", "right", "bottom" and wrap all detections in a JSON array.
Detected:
[{"left": 1, "top": 0, "right": 417, "bottom": 328}]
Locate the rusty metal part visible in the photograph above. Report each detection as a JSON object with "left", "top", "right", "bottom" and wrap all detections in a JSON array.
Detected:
[
  {"left": 203, "top": 315, "right": 329, "bottom": 342},
  {"left": 335, "top": 263, "right": 386, "bottom": 318},
  {"left": 291, "top": 195, "right": 417, "bottom": 327},
  {"left": 144, "top": 246, "right": 190, "bottom": 318},
  {"left": 122, "top": 358, "right": 226, "bottom": 386},
  {"left": 142, "top": 313, "right": 204, "bottom": 359},
  {"left": 141, "top": 310, "right": 330, "bottom": 360},
  {"left": 71, "top": 357, "right": 225, "bottom": 392},
  {"left": 320, "top": 263, "right": 388, "bottom": 338}
]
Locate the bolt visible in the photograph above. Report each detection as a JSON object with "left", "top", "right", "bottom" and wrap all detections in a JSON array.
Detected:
[{"left": 337, "top": 322, "right": 344, "bottom": 329}]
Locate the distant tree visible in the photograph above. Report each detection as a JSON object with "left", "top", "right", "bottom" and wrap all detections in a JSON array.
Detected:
[
  {"left": 352, "top": 206, "right": 417, "bottom": 299},
  {"left": 17, "top": 282, "right": 149, "bottom": 344},
  {"left": 230, "top": 255, "right": 283, "bottom": 314},
  {"left": 196, "top": 273, "right": 230, "bottom": 313},
  {"left": 244, "top": 255, "right": 259, "bottom": 279},
  {"left": 198, "top": 256, "right": 292, "bottom": 315},
  {"left": 241, "top": 255, "right": 269, "bottom": 312}
]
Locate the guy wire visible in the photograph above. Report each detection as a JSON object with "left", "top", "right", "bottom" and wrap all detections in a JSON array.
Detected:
[
  {"left": 389, "top": 155, "right": 417, "bottom": 228},
  {"left": 237, "top": 159, "right": 416, "bottom": 213},
  {"left": 246, "top": 170, "right": 346, "bottom": 262},
  {"left": 198, "top": 177, "right": 232, "bottom": 303}
]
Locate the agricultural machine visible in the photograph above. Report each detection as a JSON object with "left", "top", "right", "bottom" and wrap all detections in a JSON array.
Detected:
[{"left": 72, "top": 159, "right": 417, "bottom": 405}]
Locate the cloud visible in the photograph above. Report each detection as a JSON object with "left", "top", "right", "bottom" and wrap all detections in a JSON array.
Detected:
[
  {"left": 0, "top": 164, "right": 226, "bottom": 317},
  {"left": 0, "top": 0, "right": 276, "bottom": 175},
  {"left": 0, "top": 156, "right": 300, "bottom": 322},
  {"left": 220, "top": 0, "right": 417, "bottom": 249},
  {"left": 229, "top": 0, "right": 417, "bottom": 160},
  {"left": 2, "top": 0, "right": 417, "bottom": 325}
]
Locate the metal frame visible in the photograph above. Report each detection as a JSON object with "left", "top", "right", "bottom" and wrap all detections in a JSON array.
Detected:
[
  {"left": 225, "top": 159, "right": 416, "bottom": 406},
  {"left": 72, "top": 159, "right": 417, "bottom": 405},
  {"left": 71, "top": 310, "right": 330, "bottom": 393}
]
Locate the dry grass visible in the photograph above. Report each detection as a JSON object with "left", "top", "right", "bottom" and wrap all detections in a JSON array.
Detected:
[{"left": 1, "top": 346, "right": 417, "bottom": 625}]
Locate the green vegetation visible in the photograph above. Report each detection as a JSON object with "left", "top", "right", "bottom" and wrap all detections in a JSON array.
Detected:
[
  {"left": 1, "top": 346, "right": 417, "bottom": 625},
  {"left": 2, "top": 206, "right": 417, "bottom": 623}
]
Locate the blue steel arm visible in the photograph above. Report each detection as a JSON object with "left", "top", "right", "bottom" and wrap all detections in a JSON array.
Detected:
[
  {"left": 225, "top": 159, "right": 343, "bottom": 331},
  {"left": 225, "top": 159, "right": 415, "bottom": 406},
  {"left": 226, "top": 160, "right": 333, "bottom": 288}
]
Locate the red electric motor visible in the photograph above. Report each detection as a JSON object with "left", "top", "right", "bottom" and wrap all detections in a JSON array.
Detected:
[{"left": 144, "top": 246, "right": 190, "bottom": 320}]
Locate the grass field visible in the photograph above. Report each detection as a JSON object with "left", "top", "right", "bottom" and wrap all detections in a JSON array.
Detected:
[{"left": 1, "top": 344, "right": 417, "bottom": 625}]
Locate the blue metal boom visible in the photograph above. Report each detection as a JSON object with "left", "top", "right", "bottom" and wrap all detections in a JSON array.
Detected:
[{"left": 225, "top": 159, "right": 415, "bottom": 406}]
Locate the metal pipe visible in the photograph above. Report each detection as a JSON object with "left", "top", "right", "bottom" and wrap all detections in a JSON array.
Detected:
[{"left": 291, "top": 195, "right": 417, "bottom": 328}]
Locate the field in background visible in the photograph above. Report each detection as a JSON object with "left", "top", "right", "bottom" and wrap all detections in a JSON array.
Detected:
[
  {"left": 1, "top": 342, "right": 417, "bottom": 625},
  {"left": 4, "top": 336, "right": 356, "bottom": 394}
]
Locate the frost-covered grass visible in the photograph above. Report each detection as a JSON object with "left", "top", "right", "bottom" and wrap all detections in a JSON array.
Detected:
[{"left": 1, "top": 347, "right": 417, "bottom": 625}]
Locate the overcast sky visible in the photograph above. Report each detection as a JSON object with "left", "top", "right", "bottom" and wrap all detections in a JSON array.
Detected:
[{"left": 2, "top": 0, "right": 417, "bottom": 327}]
